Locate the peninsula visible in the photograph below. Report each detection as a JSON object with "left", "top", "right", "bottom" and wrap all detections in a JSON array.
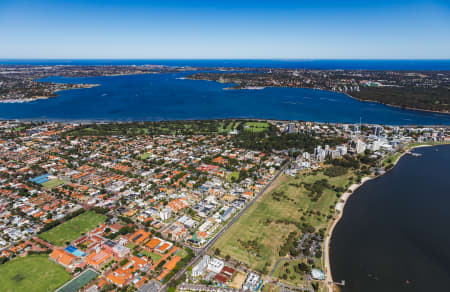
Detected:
[
  {"left": 186, "top": 69, "right": 450, "bottom": 113},
  {"left": 0, "top": 65, "right": 205, "bottom": 102}
]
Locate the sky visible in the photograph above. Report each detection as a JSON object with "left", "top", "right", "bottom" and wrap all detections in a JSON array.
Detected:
[{"left": 0, "top": 0, "right": 449, "bottom": 59}]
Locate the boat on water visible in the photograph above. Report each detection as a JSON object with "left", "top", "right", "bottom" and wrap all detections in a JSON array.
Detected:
[{"left": 406, "top": 151, "right": 422, "bottom": 157}]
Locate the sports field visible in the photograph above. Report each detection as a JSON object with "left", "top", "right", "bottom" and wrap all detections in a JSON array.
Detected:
[
  {"left": 141, "top": 249, "right": 162, "bottom": 262},
  {"left": 42, "top": 179, "right": 66, "bottom": 190},
  {"left": 40, "top": 211, "right": 106, "bottom": 246},
  {"left": 213, "top": 169, "right": 354, "bottom": 274},
  {"left": 0, "top": 255, "right": 71, "bottom": 292}
]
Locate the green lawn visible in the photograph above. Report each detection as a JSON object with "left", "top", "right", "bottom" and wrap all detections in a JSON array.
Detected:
[
  {"left": 140, "top": 249, "right": 162, "bottom": 262},
  {"left": 0, "top": 255, "right": 72, "bottom": 292},
  {"left": 40, "top": 211, "right": 106, "bottom": 246},
  {"left": 140, "top": 152, "right": 150, "bottom": 160},
  {"left": 273, "top": 258, "right": 308, "bottom": 286},
  {"left": 41, "top": 179, "right": 66, "bottom": 190},
  {"left": 244, "top": 121, "right": 269, "bottom": 133},
  {"left": 262, "top": 284, "right": 281, "bottom": 292},
  {"left": 227, "top": 171, "right": 240, "bottom": 182},
  {"left": 127, "top": 242, "right": 138, "bottom": 249},
  {"left": 176, "top": 248, "right": 190, "bottom": 259},
  {"left": 383, "top": 152, "right": 402, "bottom": 167},
  {"left": 214, "top": 169, "right": 355, "bottom": 274},
  {"left": 218, "top": 121, "right": 241, "bottom": 133},
  {"left": 13, "top": 126, "right": 25, "bottom": 132}
]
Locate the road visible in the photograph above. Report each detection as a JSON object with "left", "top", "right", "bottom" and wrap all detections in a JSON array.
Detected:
[{"left": 158, "top": 161, "right": 291, "bottom": 291}]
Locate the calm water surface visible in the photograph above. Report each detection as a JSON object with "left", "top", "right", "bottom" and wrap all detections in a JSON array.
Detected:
[
  {"left": 330, "top": 145, "right": 450, "bottom": 291},
  {"left": 0, "top": 72, "right": 449, "bottom": 124}
]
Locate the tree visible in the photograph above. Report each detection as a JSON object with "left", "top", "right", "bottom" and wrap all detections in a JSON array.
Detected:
[
  {"left": 298, "top": 262, "right": 311, "bottom": 273},
  {"left": 238, "top": 169, "right": 248, "bottom": 181}
]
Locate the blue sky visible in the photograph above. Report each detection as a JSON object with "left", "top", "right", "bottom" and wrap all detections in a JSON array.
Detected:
[{"left": 1, "top": 0, "right": 449, "bottom": 59}]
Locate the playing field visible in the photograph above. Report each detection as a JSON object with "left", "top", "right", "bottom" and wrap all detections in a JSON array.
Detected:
[
  {"left": 140, "top": 249, "right": 162, "bottom": 262},
  {"left": 0, "top": 255, "right": 71, "bottom": 292},
  {"left": 42, "top": 179, "right": 66, "bottom": 190},
  {"left": 40, "top": 211, "right": 106, "bottom": 246},
  {"left": 213, "top": 169, "right": 354, "bottom": 273}
]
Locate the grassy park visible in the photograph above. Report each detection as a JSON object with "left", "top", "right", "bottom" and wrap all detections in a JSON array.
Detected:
[
  {"left": 0, "top": 255, "right": 71, "bottom": 292},
  {"left": 218, "top": 121, "right": 241, "bottom": 133},
  {"left": 213, "top": 168, "right": 355, "bottom": 274},
  {"left": 273, "top": 258, "right": 309, "bottom": 285},
  {"left": 40, "top": 211, "right": 106, "bottom": 246},
  {"left": 227, "top": 171, "right": 240, "bottom": 182},
  {"left": 244, "top": 121, "right": 269, "bottom": 133}
]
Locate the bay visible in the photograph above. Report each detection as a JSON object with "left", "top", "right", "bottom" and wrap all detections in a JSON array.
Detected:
[{"left": 0, "top": 71, "right": 449, "bottom": 124}]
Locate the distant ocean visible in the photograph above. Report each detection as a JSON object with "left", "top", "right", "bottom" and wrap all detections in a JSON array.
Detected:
[
  {"left": 0, "top": 59, "right": 449, "bottom": 124},
  {"left": 2, "top": 59, "right": 450, "bottom": 70}
]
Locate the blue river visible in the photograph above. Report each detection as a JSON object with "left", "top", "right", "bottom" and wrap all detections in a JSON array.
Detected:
[{"left": 0, "top": 60, "right": 449, "bottom": 124}]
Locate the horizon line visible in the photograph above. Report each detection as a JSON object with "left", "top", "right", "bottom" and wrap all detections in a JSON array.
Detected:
[{"left": 1, "top": 58, "right": 450, "bottom": 61}]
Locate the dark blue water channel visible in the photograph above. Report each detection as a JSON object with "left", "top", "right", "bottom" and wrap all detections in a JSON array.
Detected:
[{"left": 330, "top": 145, "right": 450, "bottom": 291}]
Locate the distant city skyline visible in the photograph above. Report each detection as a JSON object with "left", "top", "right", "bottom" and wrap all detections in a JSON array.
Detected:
[{"left": 1, "top": 0, "right": 449, "bottom": 59}]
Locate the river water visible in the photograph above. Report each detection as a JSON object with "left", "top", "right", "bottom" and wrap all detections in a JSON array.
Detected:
[
  {"left": 330, "top": 144, "right": 450, "bottom": 291},
  {"left": 0, "top": 72, "right": 449, "bottom": 124}
]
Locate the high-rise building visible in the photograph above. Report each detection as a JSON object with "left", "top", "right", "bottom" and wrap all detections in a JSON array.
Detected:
[
  {"left": 356, "top": 140, "right": 366, "bottom": 154},
  {"left": 288, "top": 123, "right": 295, "bottom": 134}
]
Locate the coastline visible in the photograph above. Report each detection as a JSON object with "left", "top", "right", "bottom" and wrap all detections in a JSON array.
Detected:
[
  {"left": 185, "top": 76, "right": 450, "bottom": 115},
  {"left": 344, "top": 93, "right": 450, "bottom": 115},
  {"left": 0, "top": 83, "right": 100, "bottom": 104},
  {"left": 323, "top": 142, "right": 449, "bottom": 292},
  {"left": 323, "top": 176, "right": 374, "bottom": 292}
]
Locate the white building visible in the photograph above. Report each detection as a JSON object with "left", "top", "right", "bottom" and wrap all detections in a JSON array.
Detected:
[
  {"left": 336, "top": 145, "right": 347, "bottom": 156},
  {"left": 356, "top": 140, "right": 366, "bottom": 154},
  {"left": 243, "top": 272, "right": 260, "bottom": 291},
  {"left": 160, "top": 207, "right": 172, "bottom": 221},
  {"left": 207, "top": 257, "right": 224, "bottom": 274},
  {"left": 192, "top": 255, "right": 210, "bottom": 277}
]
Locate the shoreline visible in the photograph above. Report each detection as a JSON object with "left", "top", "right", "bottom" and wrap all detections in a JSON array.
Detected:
[
  {"left": 185, "top": 76, "right": 450, "bottom": 115},
  {"left": 344, "top": 93, "right": 450, "bottom": 115},
  {"left": 323, "top": 143, "right": 448, "bottom": 292},
  {"left": 0, "top": 83, "right": 100, "bottom": 104},
  {"left": 323, "top": 176, "right": 374, "bottom": 291}
]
